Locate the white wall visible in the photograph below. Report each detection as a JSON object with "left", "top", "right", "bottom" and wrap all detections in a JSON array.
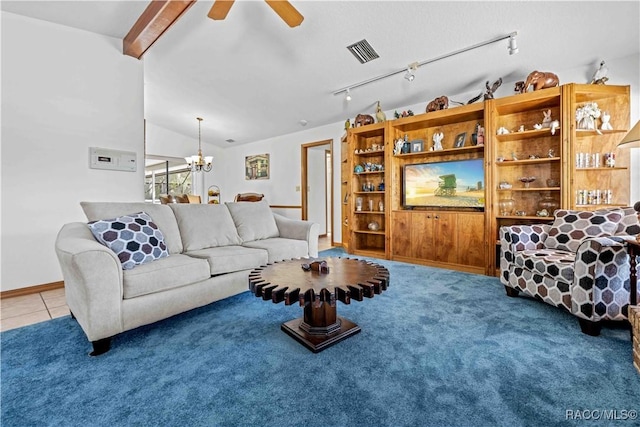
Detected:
[{"left": 1, "top": 13, "right": 144, "bottom": 291}]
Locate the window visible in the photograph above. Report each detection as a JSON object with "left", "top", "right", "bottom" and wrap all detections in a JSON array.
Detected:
[{"left": 145, "top": 157, "right": 192, "bottom": 203}]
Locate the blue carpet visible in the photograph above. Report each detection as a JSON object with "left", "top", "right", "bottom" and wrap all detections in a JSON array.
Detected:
[{"left": 2, "top": 248, "right": 639, "bottom": 427}]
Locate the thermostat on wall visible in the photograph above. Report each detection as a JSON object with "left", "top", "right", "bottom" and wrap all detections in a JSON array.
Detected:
[{"left": 89, "top": 147, "right": 137, "bottom": 172}]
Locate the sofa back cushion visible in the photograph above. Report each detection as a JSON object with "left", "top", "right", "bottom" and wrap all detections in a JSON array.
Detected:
[
  {"left": 225, "top": 200, "right": 279, "bottom": 242},
  {"left": 81, "top": 202, "right": 183, "bottom": 254},
  {"left": 169, "top": 204, "right": 242, "bottom": 251},
  {"left": 543, "top": 209, "right": 623, "bottom": 253}
]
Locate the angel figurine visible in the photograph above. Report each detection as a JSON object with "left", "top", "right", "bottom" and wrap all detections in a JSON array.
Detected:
[{"left": 432, "top": 131, "right": 444, "bottom": 151}]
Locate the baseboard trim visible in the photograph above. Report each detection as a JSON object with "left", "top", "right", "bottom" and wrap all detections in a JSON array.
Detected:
[{"left": 1, "top": 281, "right": 64, "bottom": 299}]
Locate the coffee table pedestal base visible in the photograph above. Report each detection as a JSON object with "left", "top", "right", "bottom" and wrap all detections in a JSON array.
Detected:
[{"left": 281, "top": 316, "right": 360, "bottom": 353}]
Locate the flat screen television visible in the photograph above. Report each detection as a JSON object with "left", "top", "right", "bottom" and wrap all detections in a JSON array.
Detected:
[{"left": 403, "top": 158, "right": 485, "bottom": 209}]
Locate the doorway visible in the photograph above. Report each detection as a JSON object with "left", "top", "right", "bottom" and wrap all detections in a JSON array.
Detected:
[{"left": 301, "top": 139, "right": 333, "bottom": 243}]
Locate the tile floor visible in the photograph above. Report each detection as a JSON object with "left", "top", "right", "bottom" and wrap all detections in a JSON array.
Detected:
[{"left": 0, "top": 236, "right": 336, "bottom": 332}]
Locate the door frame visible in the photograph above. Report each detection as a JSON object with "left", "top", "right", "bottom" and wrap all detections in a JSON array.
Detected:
[{"left": 301, "top": 139, "right": 334, "bottom": 241}]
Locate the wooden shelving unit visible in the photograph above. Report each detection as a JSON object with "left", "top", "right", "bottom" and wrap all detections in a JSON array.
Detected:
[
  {"left": 340, "top": 84, "right": 631, "bottom": 277},
  {"left": 346, "top": 122, "right": 388, "bottom": 258}
]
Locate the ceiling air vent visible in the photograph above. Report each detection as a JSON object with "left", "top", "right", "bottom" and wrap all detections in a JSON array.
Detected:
[
  {"left": 346, "top": 39, "right": 379, "bottom": 64},
  {"left": 225, "top": 139, "right": 235, "bottom": 143}
]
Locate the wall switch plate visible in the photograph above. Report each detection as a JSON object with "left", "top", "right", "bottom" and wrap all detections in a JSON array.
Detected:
[{"left": 89, "top": 147, "right": 137, "bottom": 172}]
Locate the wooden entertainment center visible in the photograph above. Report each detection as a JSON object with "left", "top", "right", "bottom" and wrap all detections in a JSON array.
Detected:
[{"left": 341, "top": 84, "right": 631, "bottom": 276}]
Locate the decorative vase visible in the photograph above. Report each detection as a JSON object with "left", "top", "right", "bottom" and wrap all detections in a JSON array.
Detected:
[
  {"left": 498, "top": 197, "right": 516, "bottom": 216},
  {"left": 538, "top": 196, "right": 559, "bottom": 213}
]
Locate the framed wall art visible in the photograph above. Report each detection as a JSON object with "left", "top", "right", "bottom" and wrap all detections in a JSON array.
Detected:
[
  {"left": 245, "top": 154, "right": 270, "bottom": 180},
  {"left": 454, "top": 132, "right": 467, "bottom": 148}
]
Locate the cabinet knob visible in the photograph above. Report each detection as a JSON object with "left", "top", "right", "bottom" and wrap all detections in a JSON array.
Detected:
[{"left": 435, "top": 215, "right": 439, "bottom": 219}]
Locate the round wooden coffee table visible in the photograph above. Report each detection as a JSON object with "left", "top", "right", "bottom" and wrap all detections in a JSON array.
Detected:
[{"left": 249, "top": 257, "right": 390, "bottom": 353}]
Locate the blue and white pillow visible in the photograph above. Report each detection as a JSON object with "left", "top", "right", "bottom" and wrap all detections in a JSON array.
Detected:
[{"left": 88, "top": 211, "right": 169, "bottom": 270}]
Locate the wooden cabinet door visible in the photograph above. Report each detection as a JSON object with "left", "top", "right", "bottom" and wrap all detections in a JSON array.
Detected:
[
  {"left": 412, "top": 212, "right": 434, "bottom": 260},
  {"left": 434, "top": 213, "right": 457, "bottom": 263},
  {"left": 456, "top": 213, "right": 485, "bottom": 268},
  {"left": 391, "top": 211, "right": 412, "bottom": 257}
]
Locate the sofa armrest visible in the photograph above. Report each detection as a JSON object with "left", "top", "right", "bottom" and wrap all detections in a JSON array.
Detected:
[
  {"left": 571, "top": 236, "right": 630, "bottom": 321},
  {"left": 55, "top": 222, "right": 124, "bottom": 341},
  {"left": 273, "top": 213, "right": 320, "bottom": 257}
]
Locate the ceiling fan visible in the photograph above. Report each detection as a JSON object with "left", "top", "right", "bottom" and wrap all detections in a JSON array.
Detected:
[{"left": 208, "top": 0, "right": 304, "bottom": 27}]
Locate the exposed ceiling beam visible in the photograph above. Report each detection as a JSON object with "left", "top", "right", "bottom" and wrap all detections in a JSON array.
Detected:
[{"left": 123, "top": 0, "right": 196, "bottom": 60}]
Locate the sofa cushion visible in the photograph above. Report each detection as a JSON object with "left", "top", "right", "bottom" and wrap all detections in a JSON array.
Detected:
[
  {"left": 543, "top": 209, "right": 622, "bottom": 253},
  {"left": 88, "top": 212, "right": 169, "bottom": 270},
  {"left": 514, "top": 248, "right": 576, "bottom": 284},
  {"left": 242, "top": 238, "right": 309, "bottom": 263},
  {"left": 169, "top": 204, "right": 242, "bottom": 251},
  {"left": 226, "top": 200, "right": 279, "bottom": 242},
  {"left": 122, "top": 254, "right": 211, "bottom": 299},
  {"left": 185, "top": 246, "right": 268, "bottom": 275},
  {"left": 81, "top": 202, "right": 183, "bottom": 254}
]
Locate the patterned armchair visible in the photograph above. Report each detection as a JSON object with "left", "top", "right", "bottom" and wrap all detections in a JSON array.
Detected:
[{"left": 500, "top": 207, "right": 640, "bottom": 336}]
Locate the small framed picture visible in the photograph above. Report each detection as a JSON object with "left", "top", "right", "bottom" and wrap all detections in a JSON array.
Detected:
[
  {"left": 410, "top": 140, "right": 423, "bottom": 153},
  {"left": 454, "top": 132, "right": 467, "bottom": 148}
]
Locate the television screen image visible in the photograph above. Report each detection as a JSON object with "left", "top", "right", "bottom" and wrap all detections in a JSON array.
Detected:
[{"left": 403, "top": 158, "right": 485, "bottom": 209}]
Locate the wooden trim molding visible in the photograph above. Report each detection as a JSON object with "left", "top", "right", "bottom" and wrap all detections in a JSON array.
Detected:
[
  {"left": 1, "top": 281, "right": 64, "bottom": 300},
  {"left": 123, "top": 0, "right": 196, "bottom": 59},
  {"left": 270, "top": 205, "right": 302, "bottom": 209}
]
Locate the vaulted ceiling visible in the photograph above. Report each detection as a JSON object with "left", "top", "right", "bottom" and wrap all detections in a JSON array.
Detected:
[{"left": 3, "top": 1, "right": 639, "bottom": 147}]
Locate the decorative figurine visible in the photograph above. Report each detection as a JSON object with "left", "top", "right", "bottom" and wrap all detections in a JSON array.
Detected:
[
  {"left": 576, "top": 102, "right": 601, "bottom": 132},
  {"left": 394, "top": 139, "right": 405, "bottom": 155},
  {"left": 540, "top": 109, "right": 560, "bottom": 135},
  {"left": 600, "top": 111, "right": 613, "bottom": 130},
  {"left": 484, "top": 78, "right": 502, "bottom": 99},
  {"left": 497, "top": 126, "right": 510, "bottom": 135},
  {"left": 512, "top": 152, "right": 519, "bottom": 161},
  {"left": 476, "top": 125, "right": 484, "bottom": 145},
  {"left": 344, "top": 119, "right": 351, "bottom": 130},
  {"left": 354, "top": 113, "right": 375, "bottom": 127},
  {"left": 548, "top": 148, "right": 555, "bottom": 158},
  {"left": 375, "top": 101, "right": 386, "bottom": 123},
  {"left": 518, "top": 125, "right": 525, "bottom": 132},
  {"left": 590, "top": 60, "right": 609, "bottom": 85},
  {"left": 426, "top": 96, "right": 449, "bottom": 112},
  {"left": 514, "top": 81, "right": 525, "bottom": 93},
  {"left": 520, "top": 71, "right": 560, "bottom": 93},
  {"left": 432, "top": 131, "right": 444, "bottom": 151}
]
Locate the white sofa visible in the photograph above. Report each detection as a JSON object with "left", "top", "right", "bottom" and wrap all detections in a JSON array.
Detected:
[{"left": 55, "top": 200, "right": 319, "bottom": 355}]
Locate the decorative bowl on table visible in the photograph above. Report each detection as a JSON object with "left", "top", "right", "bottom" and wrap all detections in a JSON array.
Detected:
[{"left": 519, "top": 176, "right": 536, "bottom": 188}]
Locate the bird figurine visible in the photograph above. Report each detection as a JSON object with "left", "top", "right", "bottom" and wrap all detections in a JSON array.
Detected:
[
  {"left": 344, "top": 119, "right": 351, "bottom": 130},
  {"left": 375, "top": 101, "right": 386, "bottom": 123},
  {"left": 590, "top": 60, "right": 609, "bottom": 85}
]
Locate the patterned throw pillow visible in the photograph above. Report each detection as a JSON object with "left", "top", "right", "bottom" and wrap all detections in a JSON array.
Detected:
[
  {"left": 88, "top": 212, "right": 169, "bottom": 270},
  {"left": 543, "top": 209, "right": 622, "bottom": 253}
]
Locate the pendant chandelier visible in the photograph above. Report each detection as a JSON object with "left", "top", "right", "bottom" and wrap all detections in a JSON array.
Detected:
[{"left": 184, "top": 117, "right": 213, "bottom": 172}]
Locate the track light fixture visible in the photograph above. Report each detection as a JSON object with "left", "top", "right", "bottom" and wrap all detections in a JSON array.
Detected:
[
  {"left": 333, "top": 31, "right": 519, "bottom": 97},
  {"left": 404, "top": 62, "right": 418, "bottom": 82},
  {"left": 508, "top": 34, "right": 519, "bottom": 55},
  {"left": 345, "top": 88, "right": 352, "bottom": 101}
]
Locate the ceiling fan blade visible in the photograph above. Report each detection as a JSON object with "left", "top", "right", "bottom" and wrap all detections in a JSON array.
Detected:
[
  {"left": 208, "top": 0, "right": 235, "bottom": 20},
  {"left": 264, "top": 1, "right": 304, "bottom": 27}
]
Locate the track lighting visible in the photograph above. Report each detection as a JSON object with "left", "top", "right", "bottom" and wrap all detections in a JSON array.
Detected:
[
  {"left": 404, "top": 63, "right": 418, "bottom": 82},
  {"left": 508, "top": 35, "right": 519, "bottom": 55},
  {"left": 333, "top": 31, "right": 519, "bottom": 98}
]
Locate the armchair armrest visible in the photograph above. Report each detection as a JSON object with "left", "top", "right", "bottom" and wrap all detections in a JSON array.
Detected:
[
  {"left": 273, "top": 213, "right": 320, "bottom": 257},
  {"left": 571, "top": 236, "right": 630, "bottom": 322},
  {"left": 55, "top": 222, "right": 124, "bottom": 341}
]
